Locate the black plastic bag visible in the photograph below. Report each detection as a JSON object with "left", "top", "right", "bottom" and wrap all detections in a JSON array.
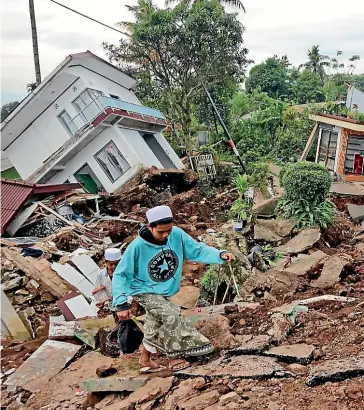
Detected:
[{"left": 117, "top": 319, "right": 143, "bottom": 354}]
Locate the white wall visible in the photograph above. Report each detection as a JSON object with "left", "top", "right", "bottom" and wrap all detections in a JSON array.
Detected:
[
  {"left": 46, "top": 126, "right": 141, "bottom": 192},
  {"left": 65, "top": 64, "right": 141, "bottom": 105},
  {"left": 46, "top": 126, "right": 183, "bottom": 192},
  {"left": 5, "top": 77, "right": 88, "bottom": 179},
  {"left": 346, "top": 86, "right": 364, "bottom": 113}
]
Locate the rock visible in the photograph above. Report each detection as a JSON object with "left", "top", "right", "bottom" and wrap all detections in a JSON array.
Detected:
[
  {"left": 23, "top": 307, "right": 36, "bottom": 317},
  {"left": 206, "top": 228, "right": 216, "bottom": 234},
  {"left": 3, "top": 277, "right": 23, "bottom": 291},
  {"left": 231, "top": 335, "right": 271, "bottom": 354},
  {"left": 135, "top": 400, "right": 155, "bottom": 410},
  {"left": 95, "top": 366, "right": 118, "bottom": 378},
  {"left": 270, "top": 313, "right": 292, "bottom": 343},
  {"left": 276, "top": 228, "right": 321, "bottom": 254},
  {"left": 255, "top": 218, "right": 295, "bottom": 239},
  {"left": 252, "top": 196, "right": 282, "bottom": 217},
  {"left": 26, "top": 279, "right": 40, "bottom": 291},
  {"left": 15, "top": 289, "right": 30, "bottom": 296},
  {"left": 348, "top": 204, "right": 364, "bottom": 222},
  {"left": 307, "top": 355, "right": 364, "bottom": 386},
  {"left": 272, "top": 251, "right": 328, "bottom": 277},
  {"left": 265, "top": 343, "right": 315, "bottom": 364},
  {"left": 182, "top": 390, "right": 220, "bottom": 410},
  {"left": 254, "top": 224, "right": 282, "bottom": 242},
  {"left": 286, "top": 363, "right": 308, "bottom": 375},
  {"left": 13, "top": 296, "right": 27, "bottom": 305},
  {"left": 219, "top": 392, "right": 240, "bottom": 406},
  {"left": 170, "top": 286, "right": 200, "bottom": 308},
  {"left": 195, "top": 315, "right": 239, "bottom": 350},
  {"left": 311, "top": 256, "right": 349, "bottom": 290},
  {"left": 164, "top": 377, "right": 205, "bottom": 410},
  {"left": 111, "top": 377, "right": 174, "bottom": 409},
  {"left": 40, "top": 290, "right": 55, "bottom": 302},
  {"left": 178, "top": 355, "right": 291, "bottom": 379}
]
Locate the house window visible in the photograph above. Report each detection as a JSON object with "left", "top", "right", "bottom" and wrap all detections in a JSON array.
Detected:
[
  {"left": 94, "top": 141, "right": 130, "bottom": 183},
  {"left": 58, "top": 110, "right": 73, "bottom": 134},
  {"left": 73, "top": 89, "right": 105, "bottom": 123}
]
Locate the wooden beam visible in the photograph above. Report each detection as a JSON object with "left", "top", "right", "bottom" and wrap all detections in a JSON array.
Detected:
[{"left": 301, "top": 122, "right": 319, "bottom": 161}]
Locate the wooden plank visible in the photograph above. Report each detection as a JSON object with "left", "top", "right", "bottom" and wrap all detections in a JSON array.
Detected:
[{"left": 301, "top": 122, "right": 319, "bottom": 161}]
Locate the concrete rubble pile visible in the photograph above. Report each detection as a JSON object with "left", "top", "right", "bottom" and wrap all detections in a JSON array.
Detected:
[{"left": 1, "top": 170, "right": 364, "bottom": 410}]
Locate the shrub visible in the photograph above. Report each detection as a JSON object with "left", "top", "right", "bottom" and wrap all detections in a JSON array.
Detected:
[
  {"left": 281, "top": 161, "right": 331, "bottom": 205},
  {"left": 247, "top": 162, "right": 269, "bottom": 198},
  {"left": 277, "top": 198, "right": 336, "bottom": 229},
  {"left": 201, "top": 265, "right": 219, "bottom": 295}
]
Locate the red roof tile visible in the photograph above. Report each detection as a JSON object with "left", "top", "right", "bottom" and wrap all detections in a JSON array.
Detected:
[{"left": 0, "top": 180, "right": 81, "bottom": 234}]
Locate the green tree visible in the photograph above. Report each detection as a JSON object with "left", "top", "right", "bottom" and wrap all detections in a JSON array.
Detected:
[
  {"left": 1, "top": 101, "right": 19, "bottom": 121},
  {"left": 245, "top": 56, "right": 291, "bottom": 99},
  {"left": 299, "top": 45, "right": 330, "bottom": 82},
  {"left": 104, "top": 0, "right": 249, "bottom": 153},
  {"left": 166, "top": 0, "right": 246, "bottom": 11},
  {"left": 292, "top": 70, "right": 324, "bottom": 104}
]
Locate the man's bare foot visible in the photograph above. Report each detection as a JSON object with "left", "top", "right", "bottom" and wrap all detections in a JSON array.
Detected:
[
  {"left": 139, "top": 346, "right": 160, "bottom": 369},
  {"left": 168, "top": 358, "right": 190, "bottom": 372}
]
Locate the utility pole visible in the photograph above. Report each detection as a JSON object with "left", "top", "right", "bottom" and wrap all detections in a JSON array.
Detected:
[{"left": 29, "top": 0, "right": 41, "bottom": 85}]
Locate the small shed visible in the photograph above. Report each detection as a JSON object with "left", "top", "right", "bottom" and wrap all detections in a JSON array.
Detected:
[{"left": 301, "top": 113, "right": 364, "bottom": 181}]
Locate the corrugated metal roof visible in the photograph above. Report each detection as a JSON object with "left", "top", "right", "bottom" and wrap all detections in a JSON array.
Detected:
[
  {"left": 0, "top": 180, "right": 82, "bottom": 234},
  {"left": 0, "top": 182, "right": 33, "bottom": 234}
]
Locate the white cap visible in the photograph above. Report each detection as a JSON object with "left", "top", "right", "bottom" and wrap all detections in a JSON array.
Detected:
[
  {"left": 146, "top": 205, "right": 173, "bottom": 224},
  {"left": 104, "top": 248, "right": 122, "bottom": 261}
]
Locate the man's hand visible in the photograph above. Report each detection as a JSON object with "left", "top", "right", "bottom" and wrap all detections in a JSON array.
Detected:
[
  {"left": 221, "top": 252, "right": 235, "bottom": 262},
  {"left": 117, "top": 309, "right": 132, "bottom": 321}
]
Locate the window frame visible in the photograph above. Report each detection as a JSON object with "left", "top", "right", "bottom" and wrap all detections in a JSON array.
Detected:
[
  {"left": 58, "top": 110, "right": 73, "bottom": 135},
  {"left": 94, "top": 140, "right": 130, "bottom": 183}
]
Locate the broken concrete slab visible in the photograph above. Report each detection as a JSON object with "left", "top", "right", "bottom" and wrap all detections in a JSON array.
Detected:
[
  {"left": 254, "top": 224, "right": 282, "bottom": 242},
  {"left": 311, "top": 255, "right": 349, "bottom": 289},
  {"left": 330, "top": 181, "right": 364, "bottom": 196},
  {"left": 104, "top": 377, "right": 174, "bottom": 410},
  {"left": 178, "top": 355, "right": 291, "bottom": 379},
  {"left": 271, "top": 251, "right": 328, "bottom": 277},
  {"left": 348, "top": 204, "right": 364, "bottom": 222},
  {"left": 229, "top": 334, "right": 271, "bottom": 354},
  {"left": 48, "top": 318, "right": 76, "bottom": 340},
  {"left": 164, "top": 378, "right": 205, "bottom": 410},
  {"left": 276, "top": 228, "right": 321, "bottom": 254},
  {"left": 255, "top": 218, "right": 295, "bottom": 240},
  {"left": 181, "top": 390, "right": 220, "bottom": 410},
  {"left": 307, "top": 355, "right": 364, "bottom": 387},
  {"left": 81, "top": 377, "right": 147, "bottom": 393},
  {"left": 170, "top": 285, "right": 200, "bottom": 308},
  {"left": 4, "top": 340, "right": 81, "bottom": 392},
  {"left": 265, "top": 344, "right": 315, "bottom": 364}
]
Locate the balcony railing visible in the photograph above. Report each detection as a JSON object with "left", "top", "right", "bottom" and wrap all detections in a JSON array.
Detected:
[{"left": 67, "top": 96, "right": 166, "bottom": 135}]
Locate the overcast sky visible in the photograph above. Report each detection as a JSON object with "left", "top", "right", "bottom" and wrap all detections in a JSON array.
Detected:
[{"left": 1, "top": 0, "right": 364, "bottom": 105}]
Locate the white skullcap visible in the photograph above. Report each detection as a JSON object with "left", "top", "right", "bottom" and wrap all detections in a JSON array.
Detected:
[
  {"left": 146, "top": 205, "right": 173, "bottom": 224},
  {"left": 104, "top": 248, "right": 122, "bottom": 261}
]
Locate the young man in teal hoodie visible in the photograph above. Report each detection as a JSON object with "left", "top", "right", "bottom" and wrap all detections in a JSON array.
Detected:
[{"left": 113, "top": 205, "right": 234, "bottom": 372}]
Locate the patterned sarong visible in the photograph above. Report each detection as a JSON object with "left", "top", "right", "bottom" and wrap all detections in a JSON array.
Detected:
[{"left": 133, "top": 293, "right": 214, "bottom": 359}]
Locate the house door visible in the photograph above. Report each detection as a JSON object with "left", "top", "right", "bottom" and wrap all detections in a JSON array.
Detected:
[
  {"left": 142, "top": 133, "right": 176, "bottom": 169},
  {"left": 353, "top": 153, "right": 364, "bottom": 174},
  {"left": 74, "top": 164, "right": 104, "bottom": 194}
]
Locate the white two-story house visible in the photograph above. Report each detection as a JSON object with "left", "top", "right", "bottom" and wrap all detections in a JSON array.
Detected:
[{"left": 1, "top": 51, "right": 183, "bottom": 193}]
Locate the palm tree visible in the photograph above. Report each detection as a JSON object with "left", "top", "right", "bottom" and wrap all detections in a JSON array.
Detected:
[
  {"left": 117, "top": 0, "right": 155, "bottom": 34},
  {"left": 299, "top": 45, "right": 330, "bottom": 82},
  {"left": 166, "top": 0, "right": 246, "bottom": 11}
]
